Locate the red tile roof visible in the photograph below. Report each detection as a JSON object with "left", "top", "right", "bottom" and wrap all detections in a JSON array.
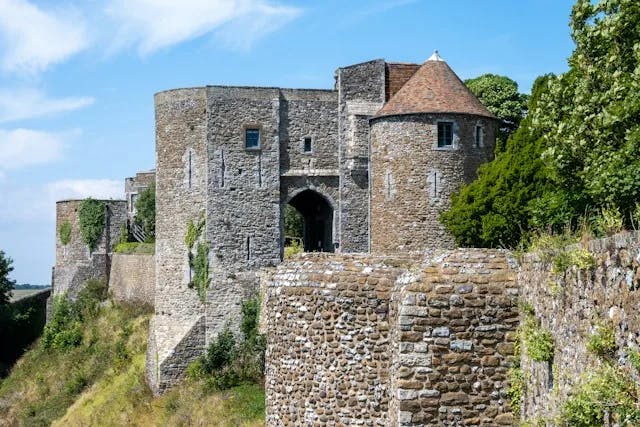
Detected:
[{"left": 376, "top": 55, "right": 495, "bottom": 119}]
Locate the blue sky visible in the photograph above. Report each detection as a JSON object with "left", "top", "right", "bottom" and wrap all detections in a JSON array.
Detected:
[{"left": 0, "top": 0, "right": 576, "bottom": 285}]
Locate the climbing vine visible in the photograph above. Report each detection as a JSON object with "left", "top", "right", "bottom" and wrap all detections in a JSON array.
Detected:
[
  {"left": 59, "top": 221, "right": 72, "bottom": 246},
  {"left": 78, "top": 199, "right": 105, "bottom": 251},
  {"left": 186, "top": 213, "right": 208, "bottom": 302}
]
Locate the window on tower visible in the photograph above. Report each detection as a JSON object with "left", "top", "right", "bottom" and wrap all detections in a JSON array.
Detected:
[
  {"left": 245, "top": 128, "right": 260, "bottom": 149},
  {"left": 437, "top": 122, "right": 453, "bottom": 147},
  {"left": 475, "top": 125, "right": 484, "bottom": 148}
]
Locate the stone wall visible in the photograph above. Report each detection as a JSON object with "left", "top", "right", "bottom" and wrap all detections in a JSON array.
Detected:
[
  {"left": 369, "top": 114, "right": 495, "bottom": 253},
  {"left": 336, "top": 59, "right": 386, "bottom": 253},
  {"left": 518, "top": 231, "right": 640, "bottom": 422},
  {"left": 53, "top": 199, "right": 127, "bottom": 298},
  {"left": 108, "top": 254, "right": 154, "bottom": 307},
  {"left": 264, "top": 249, "right": 518, "bottom": 426}
]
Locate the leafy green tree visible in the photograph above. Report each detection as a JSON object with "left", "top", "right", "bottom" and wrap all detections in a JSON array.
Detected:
[
  {"left": 78, "top": 199, "right": 105, "bottom": 251},
  {"left": 0, "top": 250, "right": 15, "bottom": 306},
  {"left": 536, "top": 0, "right": 640, "bottom": 223},
  {"left": 441, "top": 75, "right": 556, "bottom": 248},
  {"left": 134, "top": 183, "right": 155, "bottom": 241},
  {"left": 284, "top": 205, "right": 303, "bottom": 239},
  {"left": 465, "top": 74, "right": 529, "bottom": 153}
]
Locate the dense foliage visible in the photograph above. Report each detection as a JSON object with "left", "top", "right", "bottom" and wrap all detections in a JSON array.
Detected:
[
  {"left": 441, "top": 75, "right": 555, "bottom": 248},
  {"left": 185, "top": 214, "right": 209, "bottom": 302},
  {"left": 78, "top": 199, "right": 105, "bottom": 252},
  {"left": 284, "top": 205, "right": 303, "bottom": 239},
  {"left": 134, "top": 183, "right": 156, "bottom": 241},
  {"left": 445, "top": 0, "right": 640, "bottom": 248},
  {"left": 465, "top": 74, "right": 529, "bottom": 152},
  {"left": 59, "top": 221, "right": 72, "bottom": 246},
  {"left": 188, "top": 297, "right": 265, "bottom": 391},
  {"left": 0, "top": 250, "right": 15, "bottom": 306}
]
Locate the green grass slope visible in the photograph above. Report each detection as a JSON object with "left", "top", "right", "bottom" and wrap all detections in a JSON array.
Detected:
[{"left": 0, "top": 294, "right": 264, "bottom": 427}]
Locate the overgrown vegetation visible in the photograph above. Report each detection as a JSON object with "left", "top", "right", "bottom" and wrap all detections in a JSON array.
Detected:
[
  {"left": 113, "top": 242, "right": 155, "bottom": 255},
  {"left": 586, "top": 321, "right": 617, "bottom": 359},
  {"left": 507, "top": 326, "right": 524, "bottom": 416},
  {"left": 443, "top": 0, "right": 640, "bottom": 249},
  {"left": 284, "top": 238, "right": 303, "bottom": 259},
  {"left": 521, "top": 306, "right": 554, "bottom": 363},
  {"left": 188, "top": 297, "right": 265, "bottom": 392},
  {"left": 185, "top": 213, "right": 209, "bottom": 302},
  {"left": 59, "top": 221, "right": 72, "bottom": 246},
  {"left": 78, "top": 198, "right": 105, "bottom": 251},
  {"left": 134, "top": 183, "right": 156, "bottom": 242},
  {"left": 465, "top": 73, "right": 529, "bottom": 153},
  {"left": 0, "top": 282, "right": 264, "bottom": 426}
]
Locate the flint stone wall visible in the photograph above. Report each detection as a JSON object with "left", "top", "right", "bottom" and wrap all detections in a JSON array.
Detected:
[
  {"left": 108, "top": 254, "right": 155, "bottom": 307},
  {"left": 264, "top": 249, "right": 518, "bottom": 426},
  {"left": 519, "top": 231, "right": 640, "bottom": 422},
  {"left": 53, "top": 199, "right": 126, "bottom": 298}
]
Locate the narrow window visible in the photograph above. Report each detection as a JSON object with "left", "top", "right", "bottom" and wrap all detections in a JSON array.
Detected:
[
  {"left": 303, "top": 137, "right": 312, "bottom": 153},
  {"left": 245, "top": 128, "right": 260, "bottom": 149},
  {"left": 246, "top": 236, "right": 251, "bottom": 260},
  {"left": 475, "top": 125, "right": 483, "bottom": 148},
  {"left": 257, "top": 153, "right": 262, "bottom": 187},
  {"left": 437, "top": 122, "right": 453, "bottom": 147},
  {"left": 220, "top": 150, "right": 225, "bottom": 188},
  {"left": 187, "top": 150, "right": 193, "bottom": 188},
  {"left": 433, "top": 171, "right": 438, "bottom": 198}
]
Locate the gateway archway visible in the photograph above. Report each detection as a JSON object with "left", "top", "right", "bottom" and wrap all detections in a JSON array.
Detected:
[{"left": 287, "top": 189, "right": 334, "bottom": 252}]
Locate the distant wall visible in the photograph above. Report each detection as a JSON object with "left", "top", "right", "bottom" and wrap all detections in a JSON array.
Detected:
[
  {"left": 264, "top": 250, "right": 518, "bottom": 426},
  {"left": 108, "top": 254, "right": 154, "bottom": 307},
  {"left": 53, "top": 200, "right": 127, "bottom": 298},
  {"left": 519, "top": 231, "right": 640, "bottom": 421}
]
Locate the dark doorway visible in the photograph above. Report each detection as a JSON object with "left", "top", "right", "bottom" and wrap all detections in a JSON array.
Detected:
[{"left": 287, "top": 190, "right": 334, "bottom": 252}]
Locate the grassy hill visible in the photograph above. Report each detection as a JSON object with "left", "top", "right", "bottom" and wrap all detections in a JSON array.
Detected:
[{"left": 0, "top": 288, "right": 264, "bottom": 427}]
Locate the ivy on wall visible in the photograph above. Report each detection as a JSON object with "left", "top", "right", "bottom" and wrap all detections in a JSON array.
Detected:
[
  {"left": 185, "top": 213, "right": 209, "bottom": 303},
  {"left": 78, "top": 199, "right": 105, "bottom": 252},
  {"left": 59, "top": 221, "right": 72, "bottom": 246}
]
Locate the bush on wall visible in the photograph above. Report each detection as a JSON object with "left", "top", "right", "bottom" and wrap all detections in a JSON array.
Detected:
[
  {"left": 59, "top": 221, "right": 72, "bottom": 246},
  {"left": 78, "top": 199, "right": 105, "bottom": 252}
]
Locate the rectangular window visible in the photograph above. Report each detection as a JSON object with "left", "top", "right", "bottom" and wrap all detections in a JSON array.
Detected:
[
  {"left": 437, "top": 122, "right": 453, "bottom": 147},
  {"left": 303, "top": 137, "right": 312, "bottom": 153},
  {"left": 475, "top": 126, "right": 483, "bottom": 147},
  {"left": 245, "top": 128, "right": 260, "bottom": 149}
]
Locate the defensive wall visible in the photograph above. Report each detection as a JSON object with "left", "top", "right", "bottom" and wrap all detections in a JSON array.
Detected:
[
  {"left": 519, "top": 231, "right": 640, "bottom": 422},
  {"left": 263, "top": 250, "right": 519, "bottom": 426},
  {"left": 108, "top": 253, "right": 155, "bottom": 307},
  {"left": 53, "top": 199, "right": 127, "bottom": 298}
]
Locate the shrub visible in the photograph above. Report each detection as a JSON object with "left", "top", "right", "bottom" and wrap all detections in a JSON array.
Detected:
[
  {"left": 189, "top": 242, "right": 209, "bottom": 302},
  {"left": 59, "top": 221, "right": 72, "bottom": 246},
  {"left": 594, "top": 205, "right": 624, "bottom": 237},
  {"left": 507, "top": 366, "right": 524, "bottom": 416},
  {"left": 586, "top": 322, "right": 616, "bottom": 359},
  {"left": 521, "top": 311, "right": 554, "bottom": 363},
  {"left": 134, "top": 183, "right": 155, "bottom": 241},
  {"left": 284, "top": 239, "right": 303, "bottom": 259},
  {"left": 204, "top": 327, "right": 236, "bottom": 373},
  {"left": 113, "top": 242, "right": 155, "bottom": 255},
  {"left": 78, "top": 199, "right": 105, "bottom": 251}
]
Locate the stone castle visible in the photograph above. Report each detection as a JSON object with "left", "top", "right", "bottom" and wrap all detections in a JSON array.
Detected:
[{"left": 52, "top": 52, "right": 620, "bottom": 425}]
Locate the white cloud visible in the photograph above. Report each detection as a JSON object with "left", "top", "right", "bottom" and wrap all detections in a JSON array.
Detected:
[
  {"left": 105, "top": 0, "right": 301, "bottom": 54},
  {"left": 0, "top": 128, "right": 77, "bottom": 170},
  {"left": 0, "top": 0, "right": 89, "bottom": 74},
  {"left": 46, "top": 179, "right": 123, "bottom": 202},
  {"left": 0, "top": 178, "right": 122, "bottom": 224},
  {"left": 0, "top": 88, "right": 94, "bottom": 123}
]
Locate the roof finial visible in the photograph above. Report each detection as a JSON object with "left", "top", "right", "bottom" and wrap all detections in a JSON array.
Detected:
[{"left": 427, "top": 50, "right": 444, "bottom": 62}]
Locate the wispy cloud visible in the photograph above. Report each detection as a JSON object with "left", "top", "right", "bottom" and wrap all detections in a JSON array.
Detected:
[
  {"left": 105, "top": 0, "right": 301, "bottom": 54},
  {"left": 0, "top": 0, "right": 89, "bottom": 74},
  {"left": 0, "top": 178, "right": 122, "bottom": 223},
  {"left": 0, "top": 128, "right": 79, "bottom": 170},
  {"left": 0, "top": 88, "right": 94, "bottom": 123}
]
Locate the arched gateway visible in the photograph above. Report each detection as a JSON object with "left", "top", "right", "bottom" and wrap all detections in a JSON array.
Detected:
[{"left": 286, "top": 189, "right": 335, "bottom": 253}]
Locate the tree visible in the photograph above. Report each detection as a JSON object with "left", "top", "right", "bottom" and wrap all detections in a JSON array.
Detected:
[
  {"left": 284, "top": 205, "right": 303, "bottom": 239},
  {"left": 0, "top": 250, "right": 15, "bottom": 306},
  {"left": 134, "top": 183, "right": 156, "bottom": 241},
  {"left": 536, "top": 0, "right": 640, "bottom": 222},
  {"left": 465, "top": 74, "right": 529, "bottom": 153},
  {"left": 441, "top": 76, "right": 556, "bottom": 248}
]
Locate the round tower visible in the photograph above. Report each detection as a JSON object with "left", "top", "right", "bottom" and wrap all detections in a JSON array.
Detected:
[{"left": 370, "top": 51, "right": 497, "bottom": 253}]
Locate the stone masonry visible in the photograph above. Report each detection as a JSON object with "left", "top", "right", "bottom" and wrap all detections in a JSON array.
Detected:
[
  {"left": 264, "top": 250, "right": 518, "bottom": 426},
  {"left": 147, "top": 53, "right": 498, "bottom": 393},
  {"left": 518, "top": 231, "right": 640, "bottom": 422},
  {"left": 53, "top": 199, "right": 126, "bottom": 299}
]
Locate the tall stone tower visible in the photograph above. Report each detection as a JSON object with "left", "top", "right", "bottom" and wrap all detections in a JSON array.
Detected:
[{"left": 369, "top": 52, "right": 497, "bottom": 252}]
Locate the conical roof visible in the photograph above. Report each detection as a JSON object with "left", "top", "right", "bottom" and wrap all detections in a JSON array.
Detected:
[{"left": 376, "top": 51, "right": 495, "bottom": 119}]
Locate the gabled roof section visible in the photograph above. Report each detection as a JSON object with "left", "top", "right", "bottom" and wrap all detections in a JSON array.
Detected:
[{"left": 376, "top": 52, "right": 496, "bottom": 119}]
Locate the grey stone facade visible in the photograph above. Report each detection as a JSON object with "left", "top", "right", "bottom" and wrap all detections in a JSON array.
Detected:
[
  {"left": 125, "top": 169, "right": 155, "bottom": 219},
  {"left": 147, "top": 55, "right": 498, "bottom": 392},
  {"left": 53, "top": 199, "right": 127, "bottom": 299}
]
